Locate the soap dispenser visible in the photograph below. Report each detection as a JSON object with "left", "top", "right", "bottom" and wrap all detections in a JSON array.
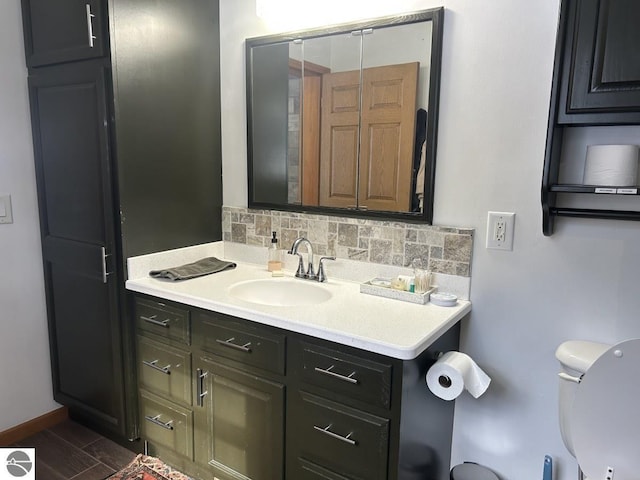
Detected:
[{"left": 267, "top": 231, "right": 283, "bottom": 272}]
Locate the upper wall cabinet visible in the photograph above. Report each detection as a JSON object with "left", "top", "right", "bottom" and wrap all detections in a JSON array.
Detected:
[
  {"left": 559, "top": 0, "right": 640, "bottom": 124},
  {"left": 21, "top": 0, "right": 107, "bottom": 67},
  {"left": 542, "top": 0, "right": 640, "bottom": 235},
  {"left": 246, "top": 8, "right": 444, "bottom": 224}
]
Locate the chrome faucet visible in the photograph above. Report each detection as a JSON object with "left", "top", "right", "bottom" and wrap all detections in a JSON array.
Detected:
[
  {"left": 288, "top": 237, "right": 335, "bottom": 282},
  {"left": 289, "top": 237, "right": 316, "bottom": 279}
]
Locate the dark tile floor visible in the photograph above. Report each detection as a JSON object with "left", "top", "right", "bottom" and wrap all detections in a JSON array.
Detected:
[{"left": 13, "top": 420, "right": 137, "bottom": 480}]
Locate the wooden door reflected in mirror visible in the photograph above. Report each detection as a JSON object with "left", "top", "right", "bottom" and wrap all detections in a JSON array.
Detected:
[{"left": 247, "top": 8, "right": 443, "bottom": 223}]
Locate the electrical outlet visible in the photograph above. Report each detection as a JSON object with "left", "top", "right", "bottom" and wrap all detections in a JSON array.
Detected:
[{"left": 486, "top": 211, "right": 515, "bottom": 250}]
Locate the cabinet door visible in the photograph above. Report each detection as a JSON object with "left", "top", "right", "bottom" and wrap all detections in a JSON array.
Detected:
[
  {"left": 109, "top": 0, "right": 222, "bottom": 258},
  {"left": 561, "top": 0, "right": 640, "bottom": 121},
  {"left": 21, "top": 0, "right": 107, "bottom": 67},
  {"left": 194, "top": 356, "right": 284, "bottom": 480},
  {"left": 28, "top": 60, "right": 125, "bottom": 434}
]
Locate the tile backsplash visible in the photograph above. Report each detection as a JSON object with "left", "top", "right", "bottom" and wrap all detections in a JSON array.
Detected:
[{"left": 222, "top": 206, "right": 474, "bottom": 276}]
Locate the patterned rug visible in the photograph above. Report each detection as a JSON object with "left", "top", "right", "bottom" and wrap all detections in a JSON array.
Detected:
[{"left": 106, "top": 454, "right": 192, "bottom": 480}]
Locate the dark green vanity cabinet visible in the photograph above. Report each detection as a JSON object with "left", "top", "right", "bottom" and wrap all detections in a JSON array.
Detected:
[
  {"left": 542, "top": 0, "right": 640, "bottom": 234},
  {"left": 134, "top": 297, "right": 287, "bottom": 479},
  {"left": 132, "top": 293, "right": 461, "bottom": 480},
  {"left": 21, "top": 0, "right": 222, "bottom": 440}
]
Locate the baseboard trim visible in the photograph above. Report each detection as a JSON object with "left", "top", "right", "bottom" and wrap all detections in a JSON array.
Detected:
[{"left": 0, "top": 406, "right": 68, "bottom": 446}]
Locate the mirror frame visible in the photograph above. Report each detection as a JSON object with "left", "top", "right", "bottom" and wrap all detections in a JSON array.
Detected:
[{"left": 246, "top": 7, "right": 444, "bottom": 224}]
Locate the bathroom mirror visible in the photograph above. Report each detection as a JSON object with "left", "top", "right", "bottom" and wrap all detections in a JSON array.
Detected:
[{"left": 246, "top": 8, "right": 443, "bottom": 223}]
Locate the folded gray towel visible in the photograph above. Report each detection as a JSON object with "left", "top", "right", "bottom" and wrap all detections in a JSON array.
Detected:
[{"left": 149, "top": 257, "right": 236, "bottom": 281}]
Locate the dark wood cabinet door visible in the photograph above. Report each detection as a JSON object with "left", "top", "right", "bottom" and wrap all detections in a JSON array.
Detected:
[
  {"left": 194, "top": 356, "right": 285, "bottom": 480},
  {"left": 21, "top": 0, "right": 107, "bottom": 67},
  {"left": 28, "top": 60, "right": 125, "bottom": 434},
  {"left": 560, "top": 0, "right": 640, "bottom": 122}
]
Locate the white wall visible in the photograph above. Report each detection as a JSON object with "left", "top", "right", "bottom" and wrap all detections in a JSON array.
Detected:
[
  {"left": 0, "top": 1, "right": 59, "bottom": 431},
  {"left": 220, "top": 1, "right": 640, "bottom": 479}
]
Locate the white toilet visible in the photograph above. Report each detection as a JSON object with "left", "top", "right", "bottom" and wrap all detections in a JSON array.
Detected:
[{"left": 556, "top": 339, "right": 640, "bottom": 480}]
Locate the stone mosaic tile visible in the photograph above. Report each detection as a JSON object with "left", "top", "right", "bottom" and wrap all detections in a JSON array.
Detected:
[
  {"left": 222, "top": 206, "right": 474, "bottom": 277},
  {"left": 254, "top": 215, "right": 271, "bottom": 237},
  {"left": 430, "top": 246, "right": 443, "bottom": 260},
  {"left": 231, "top": 223, "right": 246, "bottom": 244},
  {"left": 338, "top": 223, "right": 358, "bottom": 248},
  {"left": 444, "top": 234, "right": 473, "bottom": 263},
  {"left": 369, "top": 239, "right": 392, "bottom": 264},
  {"left": 404, "top": 243, "right": 431, "bottom": 267}
]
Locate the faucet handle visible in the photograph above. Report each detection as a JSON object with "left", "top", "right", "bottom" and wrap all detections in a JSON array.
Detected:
[
  {"left": 317, "top": 256, "right": 336, "bottom": 283},
  {"left": 288, "top": 251, "right": 306, "bottom": 278}
]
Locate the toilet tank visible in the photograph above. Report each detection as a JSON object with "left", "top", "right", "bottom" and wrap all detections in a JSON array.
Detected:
[
  {"left": 555, "top": 340, "right": 610, "bottom": 457},
  {"left": 555, "top": 340, "right": 609, "bottom": 374}
]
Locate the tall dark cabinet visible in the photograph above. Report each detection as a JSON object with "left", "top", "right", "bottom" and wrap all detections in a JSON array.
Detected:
[
  {"left": 542, "top": 0, "right": 640, "bottom": 234},
  {"left": 21, "top": 0, "right": 222, "bottom": 440}
]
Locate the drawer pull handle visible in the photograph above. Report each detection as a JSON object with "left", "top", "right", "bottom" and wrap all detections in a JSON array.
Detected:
[
  {"left": 314, "top": 365, "right": 358, "bottom": 384},
  {"left": 313, "top": 424, "right": 356, "bottom": 446},
  {"left": 145, "top": 414, "right": 174, "bottom": 431},
  {"left": 216, "top": 337, "right": 252, "bottom": 353},
  {"left": 142, "top": 359, "right": 171, "bottom": 375},
  {"left": 141, "top": 315, "right": 170, "bottom": 328},
  {"left": 196, "top": 368, "right": 208, "bottom": 407}
]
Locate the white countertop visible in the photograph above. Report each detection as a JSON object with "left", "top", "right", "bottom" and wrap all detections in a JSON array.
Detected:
[{"left": 126, "top": 253, "right": 471, "bottom": 360}]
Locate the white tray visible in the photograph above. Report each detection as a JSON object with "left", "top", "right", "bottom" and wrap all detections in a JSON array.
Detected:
[{"left": 360, "top": 279, "right": 436, "bottom": 305}]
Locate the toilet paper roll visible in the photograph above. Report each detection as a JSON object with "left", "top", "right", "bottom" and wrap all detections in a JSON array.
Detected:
[
  {"left": 583, "top": 144, "right": 639, "bottom": 187},
  {"left": 426, "top": 351, "right": 491, "bottom": 401}
]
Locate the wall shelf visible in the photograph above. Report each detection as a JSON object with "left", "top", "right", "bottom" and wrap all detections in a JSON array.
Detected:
[
  {"left": 542, "top": 0, "right": 640, "bottom": 235},
  {"left": 550, "top": 207, "right": 640, "bottom": 222},
  {"left": 549, "top": 184, "right": 640, "bottom": 195}
]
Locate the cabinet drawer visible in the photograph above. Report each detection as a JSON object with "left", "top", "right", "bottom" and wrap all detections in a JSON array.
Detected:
[
  {"left": 291, "top": 457, "right": 352, "bottom": 480},
  {"left": 135, "top": 298, "right": 190, "bottom": 344},
  {"left": 300, "top": 343, "right": 392, "bottom": 409},
  {"left": 137, "top": 336, "right": 192, "bottom": 405},
  {"left": 194, "top": 312, "right": 285, "bottom": 375},
  {"left": 291, "top": 391, "right": 389, "bottom": 480},
  {"left": 140, "top": 390, "right": 193, "bottom": 460}
]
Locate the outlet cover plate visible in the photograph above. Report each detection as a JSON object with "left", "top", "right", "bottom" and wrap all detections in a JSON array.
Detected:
[
  {"left": 486, "top": 211, "right": 515, "bottom": 250},
  {"left": 0, "top": 195, "right": 13, "bottom": 224}
]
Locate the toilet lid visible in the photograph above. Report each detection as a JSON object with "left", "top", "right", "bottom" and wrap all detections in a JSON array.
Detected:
[{"left": 571, "top": 339, "right": 640, "bottom": 480}]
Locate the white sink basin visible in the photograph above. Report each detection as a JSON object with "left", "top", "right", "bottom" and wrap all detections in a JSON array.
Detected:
[{"left": 228, "top": 278, "right": 332, "bottom": 307}]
